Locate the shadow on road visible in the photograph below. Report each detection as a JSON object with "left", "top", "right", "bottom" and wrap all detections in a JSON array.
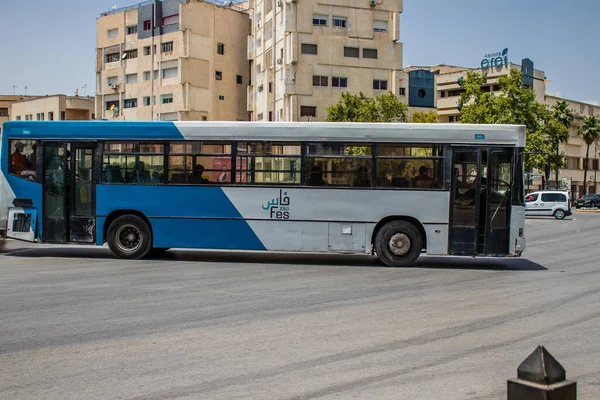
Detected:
[{"left": 3, "top": 245, "right": 547, "bottom": 271}]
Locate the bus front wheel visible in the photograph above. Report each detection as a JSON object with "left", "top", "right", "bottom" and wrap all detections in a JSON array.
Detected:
[
  {"left": 107, "top": 215, "right": 153, "bottom": 259},
  {"left": 375, "top": 220, "right": 422, "bottom": 267}
]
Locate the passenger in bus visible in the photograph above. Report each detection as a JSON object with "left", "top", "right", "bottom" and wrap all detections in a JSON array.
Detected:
[
  {"left": 190, "top": 164, "right": 209, "bottom": 184},
  {"left": 353, "top": 166, "right": 370, "bottom": 187},
  {"left": 306, "top": 165, "right": 325, "bottom": 186},
  {"left": 131, "top": 161, "right": 150, "bottom": 184},
  {"left": 28, "top": 143, "right": 37, "bottom": 170},
  {"left": 10, "top": 142, "right": 36, "bottom": 179},
  {"left": 413, "top": 166, "right": 436, "bottom": 188}
]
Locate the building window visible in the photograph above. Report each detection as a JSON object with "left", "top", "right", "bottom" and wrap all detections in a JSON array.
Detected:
[
  {"left": 162, "top": 67, "right": 178, "bottom": 79},
  {"left": 61, "top": 112, "right": 66, "bottom": 120},
  {"left": 565, "top": 157, "right": 579, "bottom": 170},
  {"left": 373, "top": 20, "right": 389, "bottom": 32},
  {"left": 36, "top": 113, "right": 44, "bottom": 121},
  {"left": 440, "top": 91, "right": 445, "bottom": 98},
  {"left": 236, "top": 75, "right": 243, "bottom": 84},
  {"left": 313, "top": 15, "right": 328, "bottom": 26},
  {"left": 143, "top": 20, "right": 151, "bottom": 30},
  {"left": 399, "top": 87, "right": 406, "bottom": 96},
  {"left": 268, "top": 82, "right": 273, "bottom": 92},
  {"left": 257, "top": 113, "right": 264, "bottom": 121},
  {"left": 123, "top": 49, "right": 138, "bottom": 59},
  {"left": 161, "top": 42, "right": 173, "bottom": 53},
  {"left": 161, "top": 94, "right": 173, "bottom": 104},
  {"left": 106, "top": 100, "right": 119, "bottom": 111},
  {"left": 258, "top": 84, "right": 263, "bottom": 92},
  {"left": 143, "top": 97, "right": 151, "bottom": 106},
  {"left": 126, "top": 25, "right": 138, "bottom": 35},
  {"left": 125, "top": 73, "right": 137, "bottom": 84},
  {"left": 107, "top": 76, "right": 119, "bottom": 86},
  {"left": 107, "top": 28, "right": 118, "bottom": 39},
  {"left": 363, "top": 48, "right": 378, "bottom": 59},
  {"left": 16, "top": 116, "right": 21, "bottom": 120},
  {"left": 300, "top": 106, "right": 316, "bottom": 118},
  {"left": 448, "top": 89, "right": 463, "bottom": 97},
  {"left": 301, "top": 43, "right": 318, "bottom": 55},
  {"left": 312, "top": 76, "right": 328, "bottom": 87},
  {"left": 332, "top": 17, "right": 347, "bottom": 28},
  {"left": 218, "top": 95, "right": 225, "bottom": 101},
  {"left": 269, "top": 111, "right": 273, "bottom": 121},
  {"left": 493, "top": 85, "right": 501, "bottom": 91},
  {"left": 143, "top": 71, "right": 151, "bottom": 81},
  {"left": 0, "top": 108, "right": 8, "bottom": 116},
  {"left": 105, "top": 52, "right": 120, "bottom": 63},
  {"left": 215, "top": 71, "right": 223, "bottom": 81},
  {"left": 332, "top": 77, "right": 348, "bottom": 88},
  {"left": 143, "top": 46, "right": 151, "bottom": 56},
  {"left": 162, "top": 14, "right": 178, "bottom": 26},
  {"left": 373, "top": 79, "right": 388, "bottom": 90},
  {"left": 344, "top": 46, "right": 359, "bottom": 58},
  {"left": 153, "top": 70, "right": 159, "bottom": 79},
  {"left": 217, "top": 42, "right": 224, "bottom": 55},
  {"left": 124, "top": 98, "right": 138, "bottom": 108}
]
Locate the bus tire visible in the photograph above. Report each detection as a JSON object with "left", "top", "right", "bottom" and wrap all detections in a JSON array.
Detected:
[
  {"left": 374, "top": 220, "right": 422, "bottom": 267},
  {"left": 107, "top": 215, "right": 153, "bottom": 259}
]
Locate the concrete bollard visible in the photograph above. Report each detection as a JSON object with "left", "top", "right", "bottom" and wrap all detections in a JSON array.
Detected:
[{"left": 507, "top": 345, "right": 576, "bottom": 400}]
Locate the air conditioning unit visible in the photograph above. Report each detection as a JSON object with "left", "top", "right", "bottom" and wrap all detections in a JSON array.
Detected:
[
  {"left": 110, "top": 83, "right": 119, "bottom": 90},
  {"left": 370, "top": 0, "right": 377, "bottom": 6},
  {"left": 276, "top": 58, "right": 283, "bottom": 65},
  {"left": 277, "top": 0, "right": 283, "bottom": 6}
]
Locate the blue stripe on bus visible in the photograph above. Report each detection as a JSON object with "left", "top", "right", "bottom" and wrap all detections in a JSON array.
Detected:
[
  {"left": 96, "top": 185, "right": 266, "bottom": 250},
  {"left": 1, "top": 121, "right": 185, "bottom": 141}
]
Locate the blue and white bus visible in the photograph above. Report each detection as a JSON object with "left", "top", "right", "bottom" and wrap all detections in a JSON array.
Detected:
[{"left": 0, "top": 121, "right": 526, "bottom": 267}]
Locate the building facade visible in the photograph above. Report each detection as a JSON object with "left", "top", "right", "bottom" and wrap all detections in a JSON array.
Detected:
[
  {"left": 247, "top": 0, "right": 403, "bottom": 122},
  {"left": 0, "top": 96, "right": 39, "bottom": 128},
  {"left": 95, "top": 0, "right": 250, "bottom": 122},
  {"left": 10, "top": 95, "right": 95, "bottom": 122}
]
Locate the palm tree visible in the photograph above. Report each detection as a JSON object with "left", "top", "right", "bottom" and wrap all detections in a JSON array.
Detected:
[
  {"left": 578, "top": 116, "right": 600, "bottom": 195},
  {"left": 551, "top": 100, "right": 574, "bottom": 188}
]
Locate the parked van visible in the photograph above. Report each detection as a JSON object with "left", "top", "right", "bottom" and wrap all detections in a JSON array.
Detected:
[{"left": 525, "top": 191, "right": 572, "bottom": 219}]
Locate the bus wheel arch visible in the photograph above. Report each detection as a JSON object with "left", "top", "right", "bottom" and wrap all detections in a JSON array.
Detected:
[
  {"left": 104, "top": 211, "right": 153, "bottom": 259},
  {"left": 372, "top": 216, "right": 426, "bottom": 267}
]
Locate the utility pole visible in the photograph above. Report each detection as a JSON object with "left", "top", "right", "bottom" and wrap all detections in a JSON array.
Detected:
[
  {"left": 24, "top": 85, "right": 28, "bottom": 95},
  {"left": 81, "top": 84, "right": 88, "bottom": 97},
  {"left": 12, "top": 85, "right": 17, "bottom": 95}
]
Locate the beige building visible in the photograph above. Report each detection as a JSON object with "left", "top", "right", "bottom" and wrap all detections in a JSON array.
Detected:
[
  {"left": 11, "top": 95, "right": 95, "bottom": 122},
  {"left": 95, "top": 0, "right": 250, "bottom": 122},
  {"left": 247, "top": 0, "right": 403, "bottom": 122},
  {"left": 0, "top": 95, "right": 39, "bottom": 128}
]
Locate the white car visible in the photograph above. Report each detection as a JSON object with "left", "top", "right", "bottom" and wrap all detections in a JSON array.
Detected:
[{"left": 525, "top": 191, "right": 572, "bottom": 219}]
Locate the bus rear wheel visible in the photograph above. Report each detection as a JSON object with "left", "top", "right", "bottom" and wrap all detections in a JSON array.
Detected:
[
  {"left": 375, "top": 220, "right": 422, "bottom": 267},
  {"left": 107, "top": 215, "right": 152, "bottom": 259}
]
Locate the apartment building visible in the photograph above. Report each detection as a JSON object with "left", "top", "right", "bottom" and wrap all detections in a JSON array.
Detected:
[
  {"left": 248, "top": 0, "right": 403, "bottom": 122},
  {"left": 95, "top": 0, "right": 250, "bottom": 122},
  {"left": 11, "top": 95, "right": 95, "bottom": 122}
]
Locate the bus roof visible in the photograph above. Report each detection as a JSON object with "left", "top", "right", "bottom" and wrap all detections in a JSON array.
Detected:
[{"left": 1, "top": 121, "right": 526, "bottom": 147}]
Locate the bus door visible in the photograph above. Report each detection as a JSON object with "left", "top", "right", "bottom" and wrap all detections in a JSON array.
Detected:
[
  {"left": 42, "top": 142, "right": 97, "bottom": 243},
  {"left": 484, "top": 147, "right": 512, "bottom": 255},
  {"left": 449, "top": 147, "right": 482, "bottom": 255}
]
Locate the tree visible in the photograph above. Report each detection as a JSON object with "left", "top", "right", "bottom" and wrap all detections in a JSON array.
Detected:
[
  {"left": 326, "top": 91, "right": 408, "bottom": 123},
  {"left": 457, "top": 69, "right": 551, "bottom": 172},
  {"left": 578, "top": 115, "right": 600, "bottom": 195},
  {"left": 410, "top": 110, "right": 438, "bottom": 123},
  {"left": 549, "top": 100, "right": 574, "bottom": 188}
]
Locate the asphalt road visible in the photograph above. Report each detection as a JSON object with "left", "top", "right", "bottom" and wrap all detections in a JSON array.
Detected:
[{"left": 1, "top": 213, "right": 599, "bottom": 400}]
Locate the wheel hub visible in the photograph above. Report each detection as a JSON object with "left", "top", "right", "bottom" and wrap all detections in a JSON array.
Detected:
[
  {"left": 116, "top": 225, "right": 142, "bottom": 253},
  {"left": 388, "top": 233, "right": 411, "bottom": 256}
]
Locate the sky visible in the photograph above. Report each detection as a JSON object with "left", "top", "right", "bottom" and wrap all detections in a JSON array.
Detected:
[{"left": 1, "top": 0, "right": 599, "bottom": 105}]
